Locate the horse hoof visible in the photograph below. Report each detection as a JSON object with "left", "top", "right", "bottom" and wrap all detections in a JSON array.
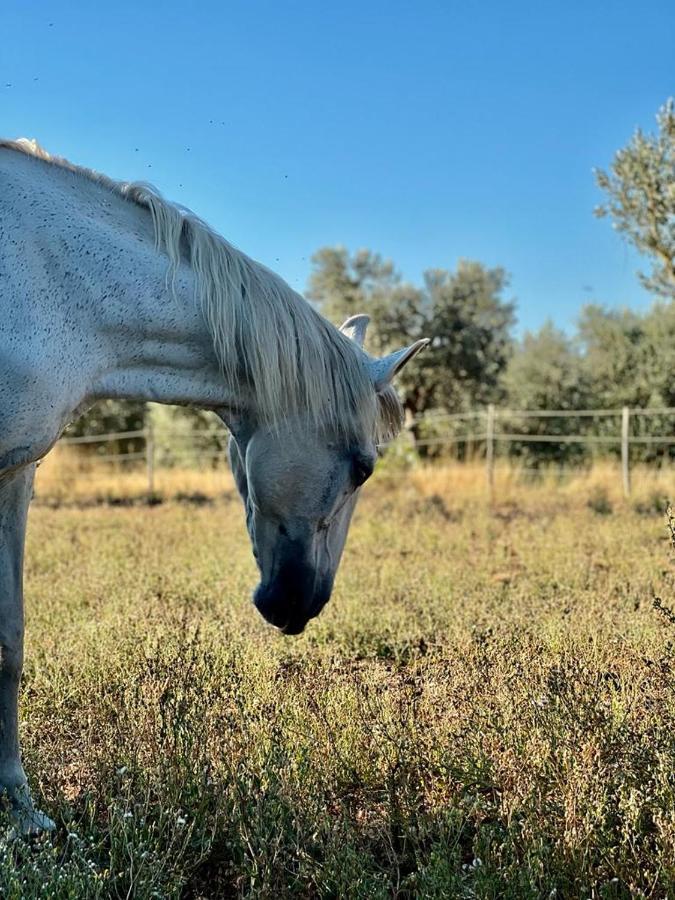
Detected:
[
  {"left": 14, "top": 805, "right": 56, "bottom": 836},
  {"left": 0, "top": 785, "right": 56, "bottom": 836}
]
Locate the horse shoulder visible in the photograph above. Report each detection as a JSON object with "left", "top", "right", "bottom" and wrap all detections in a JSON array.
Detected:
[{"left": 0, "top": 340, "right": 73, "bottom": 471}]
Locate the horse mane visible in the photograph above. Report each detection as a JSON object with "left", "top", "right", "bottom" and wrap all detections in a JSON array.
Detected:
[{"left": 1, "top": 138, "right": 403, "bottom": 442}]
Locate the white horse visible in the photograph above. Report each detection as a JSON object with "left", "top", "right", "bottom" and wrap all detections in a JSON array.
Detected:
[{"left": 0, "top": 139, "right": 428, "bottom": 832}]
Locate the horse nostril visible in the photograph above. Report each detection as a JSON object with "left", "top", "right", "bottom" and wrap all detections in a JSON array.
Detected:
[{"left": 279, "top": 523, "right": 288, "bottom": 537}]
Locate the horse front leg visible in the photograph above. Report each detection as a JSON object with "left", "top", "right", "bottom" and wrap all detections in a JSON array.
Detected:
[{"left": 0, "top": 464, "right": 54, "bottom": 834}]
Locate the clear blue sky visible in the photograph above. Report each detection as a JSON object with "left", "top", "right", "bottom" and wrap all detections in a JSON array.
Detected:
[{"left": 2, "top": 1, "right": 673, "bottom": 334}]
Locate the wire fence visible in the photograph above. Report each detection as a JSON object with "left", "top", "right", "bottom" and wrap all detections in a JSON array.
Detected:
[{"left": 54, "top": 405, "right": 675, "bottom": 497}]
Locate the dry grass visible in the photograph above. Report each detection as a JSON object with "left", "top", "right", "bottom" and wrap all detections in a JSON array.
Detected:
[
  {"left": 36, "top": 447, "right": 675, "bottom": 511},
  {"left": 36, "top": 447, "right": 235, "bottom": 504},
  {"left": 4, "top": 457, "right": 674, "bottom": 897}
]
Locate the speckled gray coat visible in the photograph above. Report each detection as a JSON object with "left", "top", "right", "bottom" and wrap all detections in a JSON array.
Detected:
[{"left": 0, "top": 144, "right": 427, "bottom": 833}]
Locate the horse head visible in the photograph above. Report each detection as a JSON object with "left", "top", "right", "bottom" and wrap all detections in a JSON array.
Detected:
[{"left": 226, "top": 316, "right": 428, "bottom": 634}]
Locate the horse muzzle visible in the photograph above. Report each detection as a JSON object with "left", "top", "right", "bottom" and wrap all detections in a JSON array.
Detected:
[{"left": 253, "top": 561, "right": 333, "bottom": 635}]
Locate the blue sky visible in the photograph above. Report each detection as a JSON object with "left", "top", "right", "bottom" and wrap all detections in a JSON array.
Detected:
[{"left": 2, "top": 1, "right": 673, "bottom": 334}]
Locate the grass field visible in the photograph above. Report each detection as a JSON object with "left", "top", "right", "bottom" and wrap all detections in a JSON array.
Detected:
[{"left": 3, "top": 459, "right": 675, "bottom": 898}]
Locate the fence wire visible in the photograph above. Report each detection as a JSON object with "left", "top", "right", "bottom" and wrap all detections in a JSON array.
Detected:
[{"left": 54, "top": 405, "right": 675, "bottom": 497}]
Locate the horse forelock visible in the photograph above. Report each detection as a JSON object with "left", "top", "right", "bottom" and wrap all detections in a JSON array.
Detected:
[{"left": 0, "top": 137, "right": 404, "bottom": 442}]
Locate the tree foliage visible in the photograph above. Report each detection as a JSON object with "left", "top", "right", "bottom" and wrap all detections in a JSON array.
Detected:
[
  {"left": 595, "top": 99, "right": 675, "bottom": 299},
  {"left": 306, "top": 247, "right": 399, "bottom": 332},
  {"left": 503, "top": 304, "right": 675, "bottom": 463},
  {"left": 307, "top": 247, "right": 515, "bottom": 423},
  {"left": 504, "top": 322, "right": 587, "bottom": 412},
  {"left": 66, "top": 400, "right": 147, "bottom": 455},
  {"left": 577, "top": 305, "right": 646, "bottom": 409},
  {"left": 502, "top": 323, "right": 589, "bottom": 463}
]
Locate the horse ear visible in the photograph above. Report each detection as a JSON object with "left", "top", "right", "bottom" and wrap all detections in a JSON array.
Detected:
[
  {"left": 368, "top": 339, "right": 430, "bottom": 392},
  {"left": 339, "top": 314, "right": 370, "bottom": 347}
]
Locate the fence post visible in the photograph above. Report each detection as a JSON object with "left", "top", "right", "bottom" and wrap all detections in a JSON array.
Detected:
[
  {"left": 145, "top": 422, "right": 155, "bottom": 497},
  {"left": 486, "top": 404, "right": 495, "bottom": 499},
  {"left": 621, "top": 406, "right": 631, "bottom": 498}
]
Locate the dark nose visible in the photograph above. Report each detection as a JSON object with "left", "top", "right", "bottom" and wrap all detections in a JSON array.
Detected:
[{"left": 253, "top": 560, "right": 332, "bottom": 634}]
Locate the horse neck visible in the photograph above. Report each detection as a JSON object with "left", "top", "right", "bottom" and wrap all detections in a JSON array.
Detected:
[
  {"left": 92, "top": 265, "right": 224, "bottom": 407},
  {"left": 1, "top": 151, "right": 246, "bottom": 456},
  {"left": 83, "top": 210, "right": 244, "bottom": 415}
]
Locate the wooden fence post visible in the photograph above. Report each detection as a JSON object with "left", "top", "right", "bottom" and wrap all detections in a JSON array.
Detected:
[
  {"left": 145, "top": 422, "right": 155, "bottom": 497},
  {"left": 486, "top": 404, "right": 495, "bottom": 499},
  {"left": 621, "top": 406, "right": 631, "bottom": 498}
]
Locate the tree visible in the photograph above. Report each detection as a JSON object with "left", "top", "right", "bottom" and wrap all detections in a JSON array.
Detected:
[
  {"left": 307, "top": 248, "right": 515, "bottom": 429},
  {"left": 149, "top": 404, "right": 228, "bottom": 467},
  {"left": 577, "top": 305, "right": 646, "bottom": 409},
  {"left": 595, "top": 99, "right": 675, "bottom": 299},
  {"left": 503, "top": 323, "right": 589, "bottom": 464},
  {"left": 421, "top": 262, "right": 515, "bottom": 412},
  {"left": 65, "top": 400, "right": 147, "bottom": 455},
  {"left": 306, "top": 247, "right": 400, "bottom": 330}
]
